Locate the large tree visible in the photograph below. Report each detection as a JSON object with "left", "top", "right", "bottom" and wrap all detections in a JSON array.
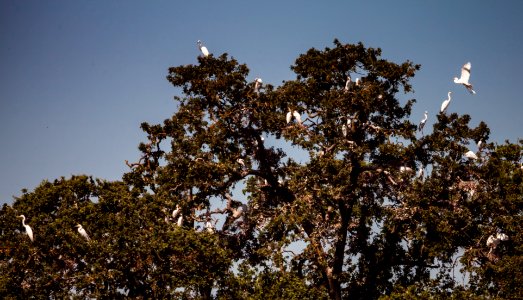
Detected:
[{"left": 1, "top": 40, "right": 521, "bottom": 299}]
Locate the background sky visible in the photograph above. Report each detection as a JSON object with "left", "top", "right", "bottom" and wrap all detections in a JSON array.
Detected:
[{"left": 1, "top": 1, "right": 522, "bottom": 204}]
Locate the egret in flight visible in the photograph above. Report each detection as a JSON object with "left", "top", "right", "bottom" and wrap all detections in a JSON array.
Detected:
[
  {"left": 418, "top": 111, "right": 428, "bottom": 133},
  {"left": 454, "top": 62, "right": 476, "bottom": 94},
  {"left": 18, "top": 215, "right": 34, "bottom": 242},
  {"left": 197, "top": 40, "right": 210, "bottom": 57},
  {"left": 76, "top": 224, "right": 91, "bottom": 241},
  {"left": 440, "top": 92, "right": 452, "bottom": 113}
]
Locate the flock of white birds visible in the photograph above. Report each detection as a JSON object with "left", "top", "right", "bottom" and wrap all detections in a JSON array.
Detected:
[{"left": 15, "top": 42, "right": 508, "bottom": 252}]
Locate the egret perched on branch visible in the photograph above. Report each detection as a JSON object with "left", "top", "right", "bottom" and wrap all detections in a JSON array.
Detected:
[
  {"left": 344, "top": 76, "right": 351, "bottom": 92},
  {"left": 205, "top": 221, "right": 215, "bottom": 233},
  {"left": 254, "top": 78, "right": 262, "bottom": 95},
  {"left": 286, "top": 110, "right": 302, "bottom": 124},
  {"left": 76, "top": 224, "right": 91, "bottom": 241},
  {"left": 292, "top": 110, "right": 302, "bottom": 124},
  {"left": 440, "top": 92, "right": 452, "bottom": 113},
  {"left": 465, "top": 150, "right": 478, "bottom": 160},
  {"left": 197, "top": 40, "right": 210, "bottom": 57},
  {"left": 172, "top": 205, "right": 181, "bottom": 219},
  {"left": 18, "top": 215, "right": 34, "bottom": 242},
  {"left": 418, "top": 111, "right": 428, "bottom": 133},
  {"left": 454, "top": 62, "right": 476, "bottom": 94},
  {"left": 177, "top": 214, "right": 183, "bottom": 227}
]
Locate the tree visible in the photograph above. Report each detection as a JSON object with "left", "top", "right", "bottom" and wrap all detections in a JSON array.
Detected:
[{"left": 1, "top": 40, "right": 522, "bottom": 299}]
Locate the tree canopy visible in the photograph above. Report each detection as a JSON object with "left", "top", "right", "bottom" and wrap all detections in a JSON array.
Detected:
[{"left": 1, "top": 40, "right": 522, "bottom": 299}]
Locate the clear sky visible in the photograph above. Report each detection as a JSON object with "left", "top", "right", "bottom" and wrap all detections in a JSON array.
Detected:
[{"left": 1, "top": 1, "right": 523, "bottom": 204}]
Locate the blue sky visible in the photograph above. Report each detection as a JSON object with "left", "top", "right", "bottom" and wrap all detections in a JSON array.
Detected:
[{"left": 1, "top": 1, "right": 523, "bottom": 204}]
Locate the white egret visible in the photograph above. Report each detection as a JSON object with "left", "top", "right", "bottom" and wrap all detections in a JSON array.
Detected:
[
  {"left": 454, "top": 62, "right": 476, "bottom": 94},
  {"left": 465, "top": 150, "right": 478, "bottom": 160},
  {"left": 205, "top": 221, "right": 215, "bottom": 233},
  {"left": 355, "top": 78, "right": 361, "bottom": 86},
  {"left": 177, "top": 214, "right": 183, "bottom": 227},
  {"left": 440, "top": 92, "right": 452, "bottom": 113},
  {"left": 286, "top": 111, "right": 292, "bottom": 124},
  {"left": 292, "top": 110, "right": 302, "bottom": 124},
  {"left": 254, "top": 78, "right": 262, "bottom": 95},
  {"left": 418, "top": 111, "right": 428, "bottom": 133},
  {"left": 477, "top": 140, "right": 484, "bottom": 150},
  {"left": 76, "top": 224, "right": 91, "bottom": 241},
  {"left": 237, "top": 158, "right": 245, "bottom": 167},
  {"left": 487, "top": 232, "right": 509, "bottom": 248},
  {"left": 197, "top": 40, "right": 210, "bottom": 57},
  {"left": 172, "top": 205, "right": 181, "bottom": 219},
  {"left": 344, "top": 76, "right": 351, "bottom": 91},
  {"left": 341, "top": 124, "right": 347, "bottom": 137},
  {"left": 496, "top": 233, "right": 509, "bottom": 241},
  {"left": 486, "top": 235, "right": 499, "bottom": 248},
  {"left": 18, "top": 215, "right": 34, "bottom": 242}
]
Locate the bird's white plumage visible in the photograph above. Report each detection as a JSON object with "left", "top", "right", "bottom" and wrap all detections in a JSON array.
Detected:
[
  {"left": 486, "top": 235, "right": 499, "bottom": 248},
  {"left": 344, "top": 76, "right": 351, "bottom": 91},
  {"left": 440, "top": 92, "right": 452, "bottom": 113},
  {"left": 465, "top": 150, "right": 478, "bottom": 160},
  {"left": 341, "top": 124, "right": 347, "bottom": 137},
  {"left": 454, "top": 62, "right": 476, "bottom": 94},
  {"left": 292, "top": 110, "right": 302, "bottom": 124},
  {"left": 254, "top": 78, "right": 262, "bottom": 94},
  {"left": 18, "top": 215, "right": 34, "bottom": 242},
  {"left": 197, "top": 40, "right": 209, "bottom": 57},
  {"left": 286, "top": 111, "right": 292, "bottom": 124},
  {"left": 172, "top": 205, "right": 181, "bottom": 219},
  {"left": 177, "top": 214, "right": 183, "bottom": 227},
  {"left": 419, "top": 111, "right": 428, "bottom": 133},
  {"left": 496, "top": 233, "right": 509, "bottom": 241},
  {"left": 76, "top": 224, "right": 91, "bottom": 241},
  {"left": 205, "top": 221, "right": 215, "bottom": 233}
]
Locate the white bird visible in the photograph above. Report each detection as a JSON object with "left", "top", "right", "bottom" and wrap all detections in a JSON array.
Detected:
[
  {"left": 76, "top": 224, "right": 91, "bottom": 241},
  {"left": 177, "top": 214, "right": 183, "bottom": 227},
  {"left": 454, "top": 62, "right": 476, "bottom": 94},
  {"left": 205, "top": 221, "right": 215, "bottom": 233},
  {"left": 341, "top": 124, "right": 348, "bottom": 137},
  {"left": 355, "top": 78, "right": 361, "bottom": 86},
  {"left": 286, "top": 111, "right": 292, "bottom": 124},
  {"left": 496, "top": 233, "right": 509, "bottom": 241},
  {"left": 344, "top": 76, "right": 351, "bottom": 91},
  {"left": 477, "top": 140, "right": 484, "bottom": 150},
  {"left": 419, "top": 111, "right": 428, "bottom": 133},
  {"left": 172, "top": 205, "right": 181, "bottom": 219},
  {"left": 292, "top": 110, "right": 302, "bottom": 124},
  {"left": 197, "top": 40, "right": 210, "bottom": 57},
  {"left": 237, "top": 158, "right": 245, "bottom": 167},
  {"left": 440, "top": 92, "right": 452, "bottom": 113},
  {"left": 254, "top": 78, "right": 262, "bottom": 95},
  {"left": 465, "top": 150, "right": 478, "bottom": 160},
  {"left": 486, "top": 235, "right": 499, "bottom": 248},
  {"left": 18, "top": 215, "right": 34, "bottom": 242}
]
